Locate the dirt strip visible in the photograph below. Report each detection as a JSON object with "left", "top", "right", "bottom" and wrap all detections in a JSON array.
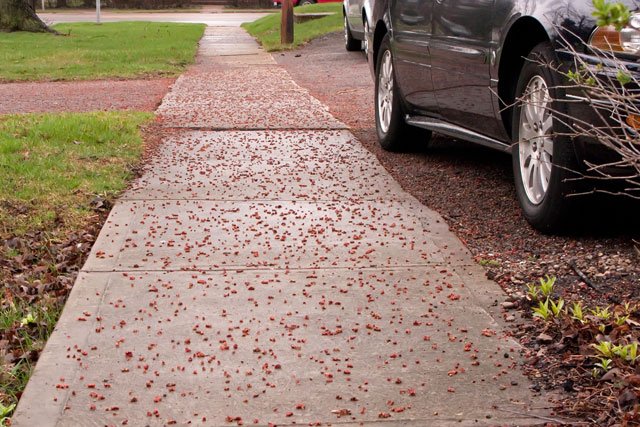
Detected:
[{"left": 0, "top": 78, "right": 174, "bottom": 114}]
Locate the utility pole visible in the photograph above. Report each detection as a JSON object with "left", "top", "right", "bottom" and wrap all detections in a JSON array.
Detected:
[
  {"left": 96, "top": 0, "right": 101, "bottom": 24},
  {"left": 280, "top": 0, "right": 293, "bottom": 44}
]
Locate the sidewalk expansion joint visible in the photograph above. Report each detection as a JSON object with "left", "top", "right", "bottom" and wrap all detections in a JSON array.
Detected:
[
  {"left": 214, "top": 53, "right": 268, "bottom": 57},
  {"left": 160, "top": 126, "right": 351, "bottom": 132},
  {"left": 118, "top": 197, "right": 409, "bottom": 202},
  {"left": 80, "top": 263, "right": 473, "bottom": 274}
]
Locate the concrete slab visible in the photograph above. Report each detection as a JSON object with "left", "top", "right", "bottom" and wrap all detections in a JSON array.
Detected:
[
  {"left": 123, "top": 130, "right": 407, "bottom": 201},
  {"left": 195, "top": 27, "right": 275, "bottom": 66},
  {"left": 198, "top": 27, "right": 264, "bottom": 56},
  {"left": 200, "top": 26, "right": 259, "bottom": 36},
  {"left": 12, "top": 269, "right": 551, "bottom": 427},
  {"left": 81, "top": 199, "right": 468, "bottom": 271},
  {"left": 198, "top": 43, "right": 263, "bottom": 56},
  {"left": 168, "top": 68, "right": 303, "bottom": 93},
  {"left": 198, "top": 54, "right": 277, "bottom": 67},
  {"left": 157, "top": 88, "right": 347, "bottom": 129}
]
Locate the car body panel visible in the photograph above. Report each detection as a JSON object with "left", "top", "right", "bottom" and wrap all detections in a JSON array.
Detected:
[
  {"left": 429, "top": 0, "right": 498, "bottom": 136},
  {"left": 389, "top": 0, "right": 438, "bottom": 111},
  {"left": 344, "top": 0, "right": 365, "bottom": 37},
  {"left": 366, "top": 0, "right": 638, "bottom": 161},
  {"left": 344, "top": 0, "right": 374, "bottom": 41}
]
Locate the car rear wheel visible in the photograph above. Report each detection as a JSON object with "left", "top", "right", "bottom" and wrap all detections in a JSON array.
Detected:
[
  {"left": 512, "top": 42, "right": 579, "bottom": 232},
  {"left": 375, "top": 34, "right": 431, "bottom": 151},
  {"left": 299, "top": 0, "right": 315, "bottom": 5},
  {"left": 344, "top": 16, "right": 361, "bottom": 51}
]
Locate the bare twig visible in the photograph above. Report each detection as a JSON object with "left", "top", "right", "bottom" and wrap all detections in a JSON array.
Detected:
[
  {"left": 568, "top": 260, "right": 601, "bottom": 292},
  {"left": 495, "top": 407, "right": 581, "bottom": 424}
]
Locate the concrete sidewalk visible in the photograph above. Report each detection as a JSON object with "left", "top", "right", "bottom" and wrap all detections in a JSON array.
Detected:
[{"left": 12, "top": 27, "right": 556, "bottom": 426}]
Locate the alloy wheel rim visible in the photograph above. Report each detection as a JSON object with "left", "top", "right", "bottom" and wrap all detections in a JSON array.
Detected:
[
  {"left": 377, "top": 50, "right": 393, "bottom": 134},
  {"left": 344, "top": 17, "right": 349, "bottom": 46},
  {"left": 518, "top": 75, "right": 554, "bottom": 205},
  {"left": 364, "top": 21, "right": 369, "bottom": 57}
]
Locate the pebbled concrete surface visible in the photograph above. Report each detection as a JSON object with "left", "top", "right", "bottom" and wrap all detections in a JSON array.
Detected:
[
  {"left": 12, "top": 26, "right": 558, "bottom": 426},
  {"left": 122, "top": 131, "right": 406, "bottom": 201}
]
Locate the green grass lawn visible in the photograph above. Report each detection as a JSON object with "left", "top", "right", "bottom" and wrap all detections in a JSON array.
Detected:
[
  {"left": 0, "top": 112, "right": 153, "bottom": 235},
  {"left": 0, "top": 21, "right": 205, "bottom": 82},
  {"left": 242, "top": 2, "right": 342, "bottom": 51}
]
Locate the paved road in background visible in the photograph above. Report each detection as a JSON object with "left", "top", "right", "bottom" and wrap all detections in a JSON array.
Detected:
[{"left": 39, "top": 10, "right": 270, "bottom": 26}]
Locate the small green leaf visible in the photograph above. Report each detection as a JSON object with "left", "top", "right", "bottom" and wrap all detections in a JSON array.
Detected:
[
  {"left": 532, "top": 299, "right": 552, "bottom": 320},
  {"left": 617, "top": 70, "right": 632, "bottom": 86},
  {"left": 20, "top": 313, "right": 36, "bottom": 326},
  {"left": 593, "top": 340, "right": 614, "bottom": 358},
  {"left": 0, "top": 403, "right": 15, "bottom": 418}
]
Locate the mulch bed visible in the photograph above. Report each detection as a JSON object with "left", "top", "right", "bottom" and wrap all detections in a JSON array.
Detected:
[
  {"left": 275, "top": 31, "right": 640, "bottom": 425},
  {"left": 0, "top": 78, "right": 174, "bottom": 114}
]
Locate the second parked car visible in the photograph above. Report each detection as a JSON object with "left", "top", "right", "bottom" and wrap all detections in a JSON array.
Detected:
[
  {"left": 343, "top": 0, "right": 370, "bottom": 51},
  {"left": 275, "top": 0, "right": 340, "bottom": 7}
]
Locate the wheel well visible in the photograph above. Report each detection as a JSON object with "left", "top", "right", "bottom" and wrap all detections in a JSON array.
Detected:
[
  {"left": 498, "top": 17, "right": 549, "bottom": 138},
  {"left": 372, "top": 21, "right": 388, "bottom": 72}
]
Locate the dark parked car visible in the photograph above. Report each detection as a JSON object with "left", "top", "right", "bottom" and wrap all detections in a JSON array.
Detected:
[
  {"left": 361, "top": 0, "right": 639, "bottom": 231},
  {"left": 343, "top": 0, "right": 370, "bottom": 51}
]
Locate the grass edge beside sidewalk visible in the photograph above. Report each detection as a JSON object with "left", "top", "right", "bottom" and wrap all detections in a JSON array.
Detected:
[{"left": 0, "top": 111, "right": 155, "bottom": 423}]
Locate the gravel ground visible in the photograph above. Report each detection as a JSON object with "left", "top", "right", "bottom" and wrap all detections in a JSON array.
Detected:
[
  {"left": 274, "top": 31, "right": 640, "bottom": 307},
  {"left": 0, "top": 78, "right": 174, "bottom": 114}
]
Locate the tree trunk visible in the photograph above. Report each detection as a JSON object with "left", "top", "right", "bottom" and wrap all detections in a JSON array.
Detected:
[{"left": 0, "top": 0, "right": 58, "bottom": 33}]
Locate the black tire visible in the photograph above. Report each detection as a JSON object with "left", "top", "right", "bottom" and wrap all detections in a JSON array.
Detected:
[
  {"left": 374, "top": 34, "right": 431, "bottom": 151},
  {"left": 344, "top": 15, "right": 361, "bottom": 51},
  {"left": 298, "top": 0, "right": 314, "bottom": 5},
  {"left": 511, "top": 42, "right": 580, "bottom": 233}
]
